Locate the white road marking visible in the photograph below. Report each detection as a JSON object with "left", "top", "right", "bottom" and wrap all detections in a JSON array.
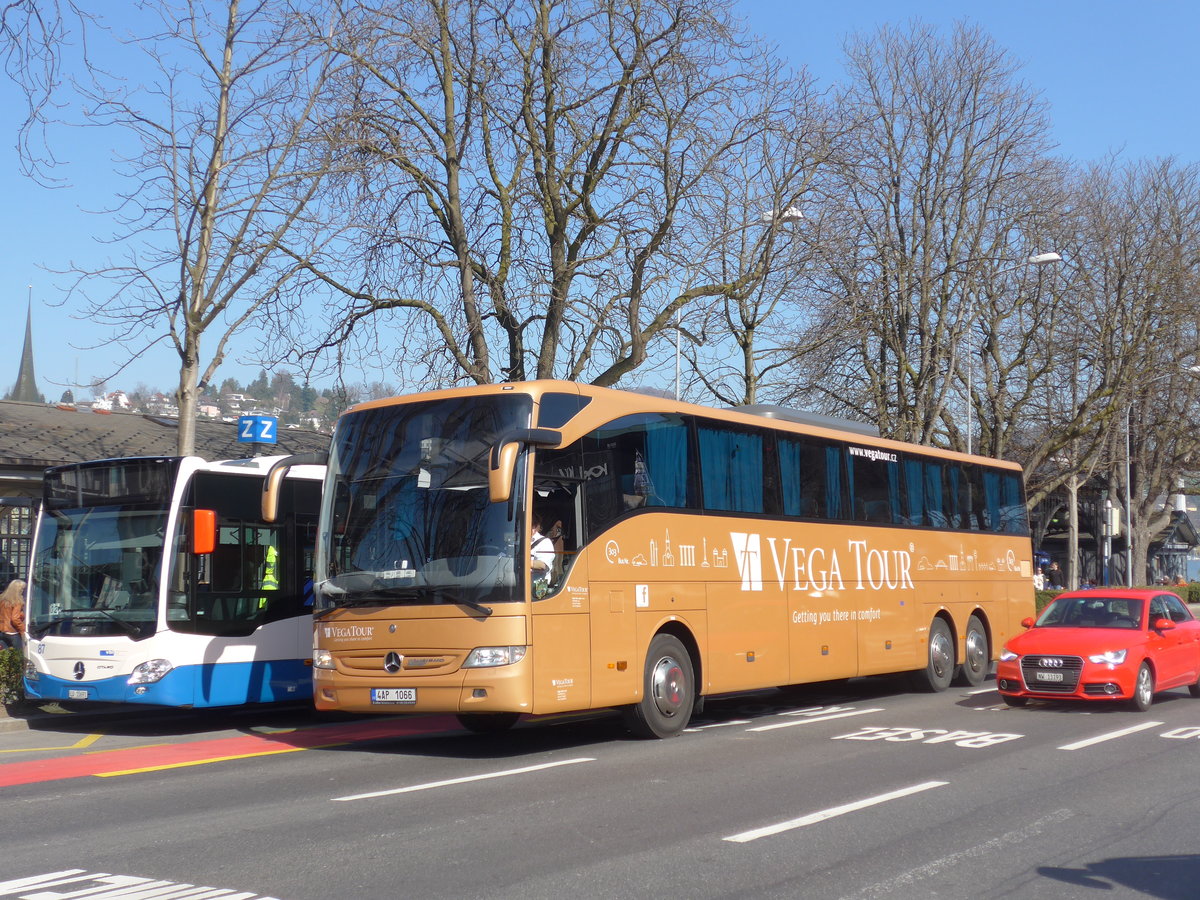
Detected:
[
  {"left": 966, "top": 687, "right": 996, "bottom": 696},
  {"left": 332, "top": 757, "right": 596, "bottom": 801},
  {"left": 747, "top": 707, "right": 885, "bottom": 733},
  {"left": 722, "top": 780, "right": 948, "bottom": 843},
  {"left": 0, "top": 871, "right": 277, "bottom": 899},
  {"left": 838, "top": 809, "right": 1074, "bottom": 899},
  {"left": 1058, "top": 720, "right": 1163, "bottom": 750},
  {"left": 685, "top": 720, "right": 752, "bottom": 731}
]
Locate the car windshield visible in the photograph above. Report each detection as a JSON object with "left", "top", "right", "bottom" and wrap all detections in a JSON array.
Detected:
[{"left": 1036, "top": 595, "right": 1144, "bottom": 630}]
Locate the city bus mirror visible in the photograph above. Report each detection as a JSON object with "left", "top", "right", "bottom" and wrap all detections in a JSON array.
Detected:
[
  {"left": 1020, "top": 616, "right": 1035, "bottom": 629},
  {"left": 262, "top": 451, "right": 328, "bottom": 522},
  {"left": 193, "top": 509, "right": 217, "bottom": 555},
  {"left": 489, "top": 442, "right": 520, "bottom": 503}
]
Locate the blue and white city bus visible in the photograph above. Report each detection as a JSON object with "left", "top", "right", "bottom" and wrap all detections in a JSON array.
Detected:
[{"left": 22, "top": 455, "right": 323, "bottom": 707}]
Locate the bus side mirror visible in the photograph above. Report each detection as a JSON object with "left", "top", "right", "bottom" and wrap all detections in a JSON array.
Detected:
[
  {"left": 487, "top": 428, "right": 563, "bottom": 504},
  {"left": 262, "top": 451, "right": 328, "bottom": 522},
  {"left": 193, "top": 509, "right": 217, "bottom": 555},
  {"left": 489, "top": 442, "right": 520, "bottom": 504}
]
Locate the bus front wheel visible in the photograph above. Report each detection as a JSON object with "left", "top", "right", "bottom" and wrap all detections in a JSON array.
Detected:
[
  {"left": 623, "top": 634, "right": 695, "bottom": 739},
  {"left": 911, "top": 618, "right": 954, "bottom": 692},
  {"left": 457, "top": 712, "right": 520, "bottom": 734}
]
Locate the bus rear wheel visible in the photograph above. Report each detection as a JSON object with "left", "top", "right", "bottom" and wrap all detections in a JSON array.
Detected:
[
  {"left": 457, "top": 712, "right": 520, "bottom": 734},
  {"left": 952, "top": 615, "right": 989, "bottom": 687},
  {"left": 622, "top": 633, "right": 695, "bottom": 739},
  {"left": 911, "top": 617, "right": 954, "bottom": 692}
]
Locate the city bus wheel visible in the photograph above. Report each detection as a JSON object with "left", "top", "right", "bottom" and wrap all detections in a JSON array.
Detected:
[
  {"left": 622, "top": 633, "right": 695, "bottom": 739},
  {"left": 457, "top": 712, "right": 521, "bottom": 734},
  {"left": 911, "top": 618, "right": 954, "bottom": 692},
  {"left": 952, "top": 615, "right": 989, "bottom": 687}
]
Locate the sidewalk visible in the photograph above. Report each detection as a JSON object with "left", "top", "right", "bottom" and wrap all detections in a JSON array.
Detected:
[{"left": 0, "top": 699, "right": 164, "bottom": 734}]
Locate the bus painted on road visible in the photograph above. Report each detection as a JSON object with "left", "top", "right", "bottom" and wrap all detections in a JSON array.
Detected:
[
  {"left": 267, "top": 381, "right": 1033, "bottom": 737},
  {"left": 24, "top": 455, "right": 322, "bottom": 708}
]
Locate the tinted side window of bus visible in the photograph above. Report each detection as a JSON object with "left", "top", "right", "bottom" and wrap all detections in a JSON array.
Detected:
[
  {"left": 848, "top": 447, "right": 902, "bottom": 524},
  {"left": 778, "top": 436, "right": 848, "bottom": 520},
  {"left": 582, "top": 413, "right": 696, "bottom": 539},
  {"left": 982, "top": 470, "right": 1028, "bottom": 534},
  {"left": 697, "top": 422, "right": 770, "bottom": 514}
]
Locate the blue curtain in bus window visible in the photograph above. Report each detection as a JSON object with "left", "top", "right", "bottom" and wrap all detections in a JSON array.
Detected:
[
  {"left": 827, "top": 446, "right": 846, "bottom": 519},
  {"left": 982, "top": 471, "right": 1003, "bottom": 531},
  {"left": 644, "top": 419, "right": 688, "bottom": 507},
  {"left": 779, "top": 439, "right": 802, "bottom": 516},
  {"left": 999, "top": 473, "right": 1027, "bottom": 533},
  {"left": 698, "top": 426, "right": 763, "bottom": 513},
  {"left": 946, "top": 466, "right": 964, "bottom": 529},
  {"left": 904, "top": 459, "right": 926, "bottom": 525},
  {"left": 924, "top": 463, "right": 947, "bottom": 527}
]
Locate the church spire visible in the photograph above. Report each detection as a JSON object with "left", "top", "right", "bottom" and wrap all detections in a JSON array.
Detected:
[{"left": 9, "top": 286, "right": 45, "bottom": 404}]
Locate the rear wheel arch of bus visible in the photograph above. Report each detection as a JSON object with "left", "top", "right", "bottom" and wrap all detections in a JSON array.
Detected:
[
  {"left": 622, "top": 628, "right": 699, "bottom": 739},
  {"left": 952, "top": 610, "right": 992, "bottom": 687},
  {"left": 912, "top": 613, "right": 956, "bottom": 692}
]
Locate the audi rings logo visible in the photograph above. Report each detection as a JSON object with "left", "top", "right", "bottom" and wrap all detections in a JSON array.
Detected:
[
  {"left": 1039, "top": 657, "right": 1064, "bottom": 668},
  {"left": 384, "top": 652, "right": 404, "bottom": 674},
  {"left": 73, "top": 661, "right": 86, "bottom": 680}
]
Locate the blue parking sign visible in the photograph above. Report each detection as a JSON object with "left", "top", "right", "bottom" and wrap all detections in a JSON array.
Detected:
[{"left": 237, "top": 415, "right": 278, "bottom": 444}]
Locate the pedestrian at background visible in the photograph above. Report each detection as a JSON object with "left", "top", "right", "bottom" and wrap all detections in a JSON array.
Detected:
[
  {"left": 0, "top": 578, "right": 26, "bottom": 651},
  {"left": 1033, "top": 567, "right": 1046, "bottom": 591},
  {"left": 1045, "top": 561, "right": 1064, "bottom": 590}
]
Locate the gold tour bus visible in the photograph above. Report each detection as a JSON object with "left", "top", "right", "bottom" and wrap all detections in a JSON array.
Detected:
[{"left": 263, "top": 381, "right": 1034, "bottom": 738}]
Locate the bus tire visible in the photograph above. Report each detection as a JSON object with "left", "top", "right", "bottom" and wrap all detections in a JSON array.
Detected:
[
  {"left": 911, "top": 617, "right": 954, "bottom": 692},
  {"left": 952, "top": 615, "right": 989, "bottom": 687},
  {"left": 622, "top": 633, "right": 695, "bottom": 739},
  {"left": 457, "top": 712, "right": 520, "bottom": 734}
]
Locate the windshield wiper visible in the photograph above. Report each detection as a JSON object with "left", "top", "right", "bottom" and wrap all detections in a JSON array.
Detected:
[
  {"left": 29, "top": 615, "right": 73, "bottom": 639},
  {"left": 88, "top": 607, "right": 143, "bottom": 636}
]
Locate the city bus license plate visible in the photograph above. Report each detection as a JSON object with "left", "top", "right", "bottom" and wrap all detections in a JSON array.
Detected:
[
  {"left": 68, "top": 689, "right": 89, "bottom": 700},
  {"left": 1035, "top": 671, "right": 1064, "bottom": 682},
  {"left": 371, "top": 688, "right": 417, "bottom": 704}
]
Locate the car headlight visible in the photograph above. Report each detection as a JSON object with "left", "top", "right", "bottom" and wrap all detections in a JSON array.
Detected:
[
  {"left": 1088, "top": 649, "right": 1128, "bottom": 665},
  {"left": 128, "top": 659, "right": 174, "bottom": 684},
  {"left": 999, "top": 649, "right": 1018, "bottom": 662},
  {"left": 313, "top": 649, "right": 335, "bottom": 670},
  {"left": 463, "top": 646, "right": 527, "bottom": 668}
]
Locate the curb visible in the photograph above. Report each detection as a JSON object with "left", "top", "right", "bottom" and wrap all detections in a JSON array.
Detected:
[{"left": 0, "top": 702, "right": 185, "bottom": 734}]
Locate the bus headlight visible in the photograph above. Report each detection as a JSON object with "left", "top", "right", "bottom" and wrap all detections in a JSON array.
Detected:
[
  {"left": 463, "top": 646, "right": 527, "bottom": 668},
  {"left": 128, "top": 659, "right": 174, "bottom": 684},
  {"left": 313, "top": 649, "right": 335, "bottom": 670},
  {"left": 24, "top": 660, "right": 39, "bottom": 681}
]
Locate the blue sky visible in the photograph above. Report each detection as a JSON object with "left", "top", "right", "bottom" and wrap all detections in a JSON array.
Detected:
[{"left": 2, "top": 0, "right": 1198, "bottom": 400}]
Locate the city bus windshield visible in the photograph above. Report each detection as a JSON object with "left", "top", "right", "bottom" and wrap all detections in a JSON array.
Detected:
[
  {"left": 315, "top": 394, "right": 533, "bottom": 612},
  {"left": 28, "top": 458, "right": 179, "bottom": 640}
]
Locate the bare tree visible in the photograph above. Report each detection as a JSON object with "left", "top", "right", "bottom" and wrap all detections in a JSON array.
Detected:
[
  {"left": 66, "top": 0, "right": 346, "bottom": 454},
  {"left": 792, "top": 21, "right": 1055, "bottom": 444},
  {"left": 279, "top": 0, "right": 818, "bottom": 390}
]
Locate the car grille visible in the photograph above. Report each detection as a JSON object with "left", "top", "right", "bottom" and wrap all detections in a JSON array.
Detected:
[{"left": 1020, "top": 655, "right": 1084, "bottom": 692}]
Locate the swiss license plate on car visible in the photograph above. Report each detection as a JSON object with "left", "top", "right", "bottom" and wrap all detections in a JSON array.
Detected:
[
  {"left": 1035, "top": 671, "right": 1064, "bottom": 682},
  {"left": 371, "top": 687, "right": 417, "bottom": 704},
  {"left": 68, "top": 689, "right": 88, "bottom": 700}
]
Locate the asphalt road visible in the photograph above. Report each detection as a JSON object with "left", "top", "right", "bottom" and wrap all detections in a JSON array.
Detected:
[{"left": 5, "top": 676, "right": 1200, "bottom": 900}]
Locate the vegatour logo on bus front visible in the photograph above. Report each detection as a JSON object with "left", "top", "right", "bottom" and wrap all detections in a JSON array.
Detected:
[
  {"left": 730, "top": 532, "right": 916, "bottom": 594},
  {"left": 323, "top": 624, "right": 375, "bottom": 642}
]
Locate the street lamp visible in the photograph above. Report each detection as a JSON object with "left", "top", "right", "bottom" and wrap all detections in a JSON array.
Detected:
[
  {"left": 964, "top": 252, "right": 1062, "bottom": 455},
  {"left": 674, "top": 206, "right": 805, "bottom": 399}
]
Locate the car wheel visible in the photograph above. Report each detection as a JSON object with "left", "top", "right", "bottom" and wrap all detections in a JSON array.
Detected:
[
  {"left": 1129, "top": 663, "right": 1154, "bottom": 712},
  {"left": 1190, "top": 670, "right": 1200, "bottom": 698},
  {"left": 622, "top": 633, "right": 695, "bottom": 738},
  {"left": 911, "top": 618, "right": 954, "bottom": 692},
  {"left": 952, "top": 615, "right": 989, "bottom": 687},
  {"left": 457, "top": 712, "right": 520, "bottom": 734},
  {"left": 1001, "top": 694, "right": 1027, "bottom": 708}
]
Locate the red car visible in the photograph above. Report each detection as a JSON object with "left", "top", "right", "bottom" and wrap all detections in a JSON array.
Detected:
[{"left": 996, "top": 589, "right": 1200, "bottom": 711}]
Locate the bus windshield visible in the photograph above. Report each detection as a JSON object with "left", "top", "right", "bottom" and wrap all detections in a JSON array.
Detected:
[
  {"left": 28, "top": 458, "right": 180, "bottom": 640},
  {"left": 29, "top": 506, "right": 167, "bottom": 640},
  {"left": 316, "top": 394, "right": 533, "bottom": 611}
]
